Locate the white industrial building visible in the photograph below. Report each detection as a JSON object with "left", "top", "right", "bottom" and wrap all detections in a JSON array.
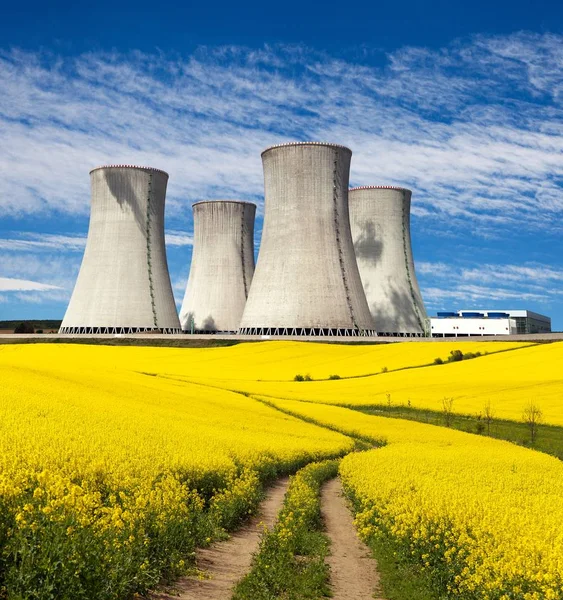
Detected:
[{"left": 430, "top": 310, "right": 551, "bottom": 337}]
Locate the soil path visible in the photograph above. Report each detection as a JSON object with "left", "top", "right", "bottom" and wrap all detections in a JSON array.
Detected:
[
  {"left": 151, "top": 477, "right": 288, "bottom": 600},
  {"left": 322, "top": 477, "right": 384, "bottom": 600}
]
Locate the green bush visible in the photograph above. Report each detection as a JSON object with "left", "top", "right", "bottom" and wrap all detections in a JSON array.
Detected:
[
  {"left": 328, "top": 374, "right": 341, "bottom": 380},
  {"left": 441, "top": 350, "right": 482, "bottom": 364},
  {"left": 14, "top": 322, "right": 35, "bottom": 334},
  {"left": 447, "top": 350, "right": 464, "bottom": 362}
]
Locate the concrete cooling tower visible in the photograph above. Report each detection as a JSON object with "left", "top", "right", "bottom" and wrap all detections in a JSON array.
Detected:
[
  {"left": 349, "top": 186, "right": 427, "bottom": 336},
  {"left": 60, "top": 165, "right": 181, "bottom": 334},
  {"left": 239, "top": 142, "right": 376, "bottom": 336},
  {"left": 180, "top": 200, "right": 256, "bottom": 333}
]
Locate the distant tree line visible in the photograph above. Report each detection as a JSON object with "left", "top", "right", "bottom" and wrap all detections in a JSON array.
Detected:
[{"left": 1, "top": 320, "right": 62, "bottom": 333}]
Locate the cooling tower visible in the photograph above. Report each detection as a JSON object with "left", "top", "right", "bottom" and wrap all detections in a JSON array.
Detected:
[
  {"left": 180, "top": 200, "right": 256, "bottom": 333},
  {"left": 239, "top": 142, "right": 376, "bottom": 336},
  {"left": 349, "top": 186, "right": 427, "bottom": 336},
  {"left": 60, "top": 165, "right": 181, "bottom": 334}
]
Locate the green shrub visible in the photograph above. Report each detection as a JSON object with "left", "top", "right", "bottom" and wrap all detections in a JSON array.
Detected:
[
  {"left": 447, "top": 350, "right": 464, "bottom": 362},
  {"left": 328, "top": 374, "right": 341, "bottom": 380},
  {"left": 14, "top": 322, "right": 34, "bottom": 334},
  {"left": 442, "top": 350, "right": 482, "bottom": 364},
  {"left": 294, "top": 374, "right": 313, "bottom": 382}
]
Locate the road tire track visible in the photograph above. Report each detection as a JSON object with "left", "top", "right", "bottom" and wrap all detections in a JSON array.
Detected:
[
  {"left": 322, "top": 477, "right": 384, "bottom": 600},
  {"left": 151, "top": 477, "right": 289, "bottom": 600}
]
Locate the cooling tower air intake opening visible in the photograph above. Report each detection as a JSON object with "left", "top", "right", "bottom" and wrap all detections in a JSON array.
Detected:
[
  {"left": 59, "top": 327, "right": 183, "bottom": 334},
  {"left": 238, "top": 327, "right": 378, "bottom": 337}
]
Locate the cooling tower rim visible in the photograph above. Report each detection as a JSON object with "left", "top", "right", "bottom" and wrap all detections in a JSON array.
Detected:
[
  {"left": 261, "top": 141, "right": 352, "bottom": 156},
  {"left": 193, "top": 200, "right": 257, "bottom": 208},
  {"left": 89, "top": 164, "right": 169, "bottom": 177},
  {"left": 350, "top": 185, "right": 411, "bottom": 193}
]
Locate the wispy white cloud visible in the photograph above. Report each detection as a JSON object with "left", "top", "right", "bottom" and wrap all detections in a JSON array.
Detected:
[
  {"left": 1, "top": 34, "right": 562, "bottom": 317},
  {"left": 0, "top": 253, "right": 79, "bottom": 302},
  {"left": 419, "top": 261, "right": 563, "bottom": 285},
  {"left": 0, "top": 33, "right": 561, "bottom": 230},
  {"left": 419, "top": 261, "right": 563, "bottom": 309},
  {"left": 0, "top": 277, "right": 61, "bottom": 292},
  {"left": 165, "top": 231, "right": 193, "bottom": 246},
  {"left": 422, "top": 285, "right": 549, "bottom": 304},
  {"left": 0, "top": 233, "right": 86, "bottom": 251}
]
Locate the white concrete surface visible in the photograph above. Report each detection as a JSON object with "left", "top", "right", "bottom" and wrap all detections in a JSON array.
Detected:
[
  {"left": 180, "top": 201, "right": 256, "bottom": 332},
  {"left": 349, "top": 186, "right": 427, "bottom": 335},
  {"left": 60, "top": 165, "right": 180, "bottom": 333},
  {"left": 239, "top": 142, "right": 375, "bottom": 334}
]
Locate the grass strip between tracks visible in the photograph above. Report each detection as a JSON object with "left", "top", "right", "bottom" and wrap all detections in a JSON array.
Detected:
[{"left": 232, "top": 460, "right": 338, "bottom": 600}]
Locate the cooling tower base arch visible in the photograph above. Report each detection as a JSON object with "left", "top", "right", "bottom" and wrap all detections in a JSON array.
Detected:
[
  {"left": 184, "top": 329, "right": 239, "bottom": 334},
  {"left": 376, "top": 331, "right": 425, "bottom": 337},
  {"left": 238, "top": 327, "right": 378, "bottom": 337},
  {"left": 59, "top": 326, "right": 182, "bottom": 335}
]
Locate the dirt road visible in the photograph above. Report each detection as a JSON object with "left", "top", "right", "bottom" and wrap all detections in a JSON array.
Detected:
[
  {"left": 322, "top": 477, "right": 384, "bottom": 600},
  {"left": 151, "top": 477, "right": 289, "bottom": 600}
]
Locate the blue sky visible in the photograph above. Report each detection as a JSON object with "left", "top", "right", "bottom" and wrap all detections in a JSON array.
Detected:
[{"left": 1, "top": 0, "right": 562, "bottom": 328}]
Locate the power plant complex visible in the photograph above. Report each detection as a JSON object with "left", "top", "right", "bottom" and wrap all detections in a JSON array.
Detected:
[{"left": 60, "top": 143, "right": 430, "bottom": 337}]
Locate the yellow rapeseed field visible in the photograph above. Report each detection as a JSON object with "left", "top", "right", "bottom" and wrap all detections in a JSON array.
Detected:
[
  {"left": 186, "top": 341, "right": 563, "bottom": 425},
  {"left": 152, "top": 339, "right": 529, "bottom": 381},
  {"left": 0, "top": 344, "right": 351, "bottom": 599},
  {"left": 22, "top": 339, "right": 523, "bottom": 381},
  {"left": 1, "top": 340, "right": 562, "bottom": 599},
  {"left": 265, "top": 398, "right": 563, "bottom": 599}
]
